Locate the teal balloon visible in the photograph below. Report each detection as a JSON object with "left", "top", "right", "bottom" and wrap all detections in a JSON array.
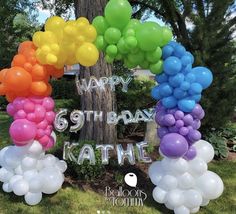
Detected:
[
  {"left": 104, "top": 27, "right": 121, "bottom": 44},
  {"left": 117, "top": 37, "right": 129, "bottom": 54},
  {"left": 92, "top": 16, "right": 109, "bottom": 35},
  {"left": 136, "top": 22, "right": 162, "bottom": 51},
  {"left": 146, "top": 47, "right": 162, "bottom": 63},
  {"left": 105, "top": 0, "right": 132, "bottom": 30},
  {"left": 125, "top": 36, "right": 138, "bottom": 49},
  {"left": 94, "top": 35, "right": 107, "bottom": 51},
  {"left": 150, "top": 60, "right": 163, "bottom": 75},
  {"left": 106, "top": 45, "right": 118, "bottom": 57},
  {"left": 128, "top": 51, "right": 145, "bottom": 65},
  {"left": 161, "top": 27, "right": 173, "bottom": 47}
]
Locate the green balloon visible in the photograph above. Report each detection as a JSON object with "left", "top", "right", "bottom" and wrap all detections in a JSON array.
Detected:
[
  {"left": 123, "top": 19, "right": 141, "bottom": 34},
  {"left": 105, "top": 54, "right": 114, "bottom": 63},
  {"left": 125, "top": 36, "right": 138, "bottom": 49},
  {"left": 105, "top": 0, "right": 132, "bottom": 30},
  {"left": 139, "top": 60, "right": 150, "bottom": 69},
  {"left": 94, "top": 35, "right": 107, "bottom": 51},
  {"left": 150, "top": 60, "right": 163, "bottom": 74},
  {"left": 92, "top": 16, "right": 109, "bottom": 35},
  {"left": 117, "top": 37, "right": 129, "bottom": 54},
  {"left": 104, "top": 27, "right": 121, "bottom": 44},
  {"left": 115, "top": 54, "right": 123, "bottom": 60},
  {"left": 146, "top": 47, "right": 162, "bottom": 63},
  {"left": 106, "top": 45, "right": 118, "bottom": 57},
  {"left": 136, "top": 22, "right": 163, "bottom": 51},
  {"left": 124, "top": 58, "right": 137, "bottom": 69},
  {"left": 161, "top": 27, "right": 173, "bottom": 46},
  {"left": 128, "top": 51, "right": 145, "bottom": 65},
  {"left": 124, "top": 29, "right": 135, "bottom": 37}
]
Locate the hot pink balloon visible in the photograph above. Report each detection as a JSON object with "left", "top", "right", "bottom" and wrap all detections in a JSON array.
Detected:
[
  {"left": 42, "top": 97, "right": 55, "bottom": 111},
  {"left": 34, "top": 104, "right": 46, "bottom": 122},
  {"left": 46, "top": 111, "right": 56, "bottom": 123},
  {"left": 23, "top": 100, "right": 35, "bottom": 113},
  {"left": 7, "top": 104, "right": 16, "bottom": 116}
]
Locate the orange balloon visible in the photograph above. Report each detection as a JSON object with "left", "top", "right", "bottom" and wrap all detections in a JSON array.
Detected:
[
  {"left": 30, "top": 81, "right": 48, "bottom": 95},
  {"left": 6, "top": 92, "right": 16, "bottom": 102},
  {"left": 18, "top": 41, "right": 36, "bottom": 54},
  {"left": 0, "top": 84, "right": 6, "bottom": 95},
  {"left": 32, "top": 64, "right": 47, "bottom": 81},
  {"left": 0, "top": 69, "right": 8, "bottom": 82},
  {"left": 11, "top": 54, "right": 27, "bottom": 67},
  {"left": 4, "top": 67, "right": 32, "bottom": 92},
  {"left": 45, "top": 84, "right": 52, "bottom": 96},
  {"left": 23, "top": 63, "right": 33, "bottom": 73}
]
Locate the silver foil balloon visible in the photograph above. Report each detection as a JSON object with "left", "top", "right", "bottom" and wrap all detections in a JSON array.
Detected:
[
  {"left": 63, "top": 142, "right": 78, "bottom": 162},
  {"left": 120, "top": 110, "right": 134, "bottom": 125},
  {"left": 54, "top": 109, "right": 69, "bottom": 132},
  {"left": 96, "top": 144, "right": 114, "bottom": 165},
  {"left": 117, "top": 144, "right": 135, "bottom": 165},
  {"left": 94, "top": 111, "right": 103, "bottom": 122},
  {"left": 75, "top": 78, "right": 88, "bottom": 95},
  {"left": 134, "top": 109, "right": 149, "bottom": 123},
  {"left": 143, "top": 108, "right": 155, "bottom": 121},
  {"left": 107, "top": 112, "right": 118, "bottom": 125},
  {"left": 136, "top": 141, "right": 152, "bottom": 163},
  {"left": 69, "top": 110, "right": 85, "bottom": 133},
  {"left": 88, "top": 76, "right": 101, "bottom": 92},
  {"left": 109, "top": 75, "right": 120, "bottom": 91},
  {"left": 77, "top": 144, "right": 96, "bottom": 165},
  {"left": 84, "top": 110, "right": 94, "bottom": 122},
  {"left": 120, "top": 76, "right": 133, "bottom": 92},
  {"left": 99, "top": 77, "right": 109, "bottom": 91}
]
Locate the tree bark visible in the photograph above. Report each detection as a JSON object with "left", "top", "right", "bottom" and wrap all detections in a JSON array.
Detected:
[{"left": 74, "top": 0, "right": 117, "bottom": 144}]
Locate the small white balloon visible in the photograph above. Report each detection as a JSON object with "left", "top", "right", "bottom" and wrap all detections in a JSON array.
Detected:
[
  {"left": 188, "top": 158, "right": 207, "bottom": 175},
  {"left": 201, "top": 198, "right": 209, "bottom": 206},
  {"left": 27, "top": 141, "right": 43, "bottom": 156},
  {"left": 166, "top": 189, "right": 184, "bottom": 208},
  {"left": 29, "top": 177, "right": 43, "bottom": 193},
  {"left": 23, "top": 170, "right": 38, "bottom": 182},
  {"left": 174, "top": 205, "right": 190, "bottom": 214},
  {"left": 178, "top": 172, "right": 195, "bottom": 189},
  {"left": 152, "top": 187, "right": 167, "bottom": 204},
  {"left": 12, "top": 178, "right": 29, "bottom": 196},
  {"left": 15, "top": 165, "right": 23, "bottom": 175},
  {"left": 56, "top": 160, "right": 67, "bottom": 173},
  {"left": 9, "top": 175, "right": 23, "bottom": 189},
  {"left": 170, "top": 158, "right": 189, "bottom": 175},
  {"left": 51, "top": 131, "right": 57, "bottom": 142},
  {"left": 195, "top": 140, "right": 214, "bottom": 163},
  {"left": 184, "top": 189, "right": 202, "bottom": 209},
  {"left": 0, "top": 147, "right": 10, "bottom": 166},
  {"left": 0, "top": 168, "right": 14, "bottom": 182},
  {"left": 190, "top": 207, "right": 200, "bottom": 213},
  {"left": 42, "top": 154, "right": 56, "bottom": 167},
  {"left": 24, "top": 192, "right": 42, "bottom": 206},
  {"left": 2, "top": 182, "right": 12, "bottom": 193},
  {"left": 159, "top": 175, "right": 178, "bottom": 191},
  {"left": 21, "top": 156, "right": 37, "bottom": 170}
]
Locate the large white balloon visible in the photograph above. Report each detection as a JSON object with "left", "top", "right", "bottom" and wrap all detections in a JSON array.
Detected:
[
  {"left": 174, "top": 205, "right": 190, "bottom": 214},
  {"left": 0, "top": 168, "right": 14, "bottom": 182},
  {"left": 194, "top": 140, "right": 214, "bottom": 163},
  {"left": 24, "top": 192, "right": 42, "bottom": 206},
  {"left": 12, "top": 178, "right": 29, "bottom": 196},
  {"left": 152, "top": 187, "right": 167, "bottom": 203},
  {"left": 178, "top": 172, "right": 195, "bottom": 189},
  {"left": 188, "top": 158, "right": 207, "bottom": 176},
  {"left": 166, "top": 189, "right": 184, "bottom": 208},
  {"left": 184, "top": 189, "right": 202, "bottom": 209},
  {"left": 159, "top": 175, "right": 178, "bottom": 191},
  {"left": 29, "top": 176, "right": 43, "bottom": 193},
  {"left": 27, "top": 141, "right": 43, "bottom": 156}
]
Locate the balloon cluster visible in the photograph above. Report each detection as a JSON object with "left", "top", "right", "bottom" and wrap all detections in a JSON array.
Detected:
[
  {"left": 156, "top": 103, "right": 205, "bottom": 160},
  {"left": 7, "top": 96, "right": 55, "bottom": 150},
  {"left": 149, "top": 140, "right": 224, "bottom": 214},
  {"left": 0, "top": 41, "right": 63, "bottom": 102},
  {"left": 0, "top": 141, "right": 67, "bottom": 205},
  {"left": 151, "top": 41, "right": 213, "bottom": 112},
  {"left": 92, "top": 0, "right": 172, "bottom": 72},
  {"left": 33, "top": 16, "right": 99, "bottom": 68}
]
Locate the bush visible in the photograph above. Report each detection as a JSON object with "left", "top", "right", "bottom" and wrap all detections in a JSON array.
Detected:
[{"left": 0, "top": 97, "right": 8, "bottom": 110}]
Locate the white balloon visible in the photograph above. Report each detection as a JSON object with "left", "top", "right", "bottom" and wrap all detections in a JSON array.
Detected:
[
  {"left": 188, "top": 158, "right": 207, "bottom": 175},
  {"left": 29, "top": 177, "right": 43, "bottom": 193},
  {"left": 152, "top": 187, "right": 167, "bottom": 203},
  {"left": 42, "top": 154, "right": 56, "bottom": 167},
  {"left": 196, "top": 171, "right": 224, "bottom": 200},
  {"left": 23, "top": 170, "right": 38, "bottom": 182},
  {"left": 36, "top": 160, "right": 44, "bottom": 171},
  {"left": 178, "top": 172, "right": 195, "bottom": 189},
  {"left": 0, "top": 167, "right": 14, "bottom": 182},
  {"left": 4, "top": 147, "right": 23, "bottom": 169},
  {"left": 190, "top": 207, "right": 200, "bottom": 213},
  {"left": 161, "top": 158, "right": 172, "bottom": 172},
  {"left": 0, "top": 147, "right": 10, "bottom": 167},
  {"left": 39, "top": 167, "right": 64, "bottom": 194},
  {"left": 195, "top": 140, "right": 214, "bottom": 163},
  {"left": 27, "top": 141, "right": 43, "bottom": 156},
  {"left": 165, "top": 201, "right": 174, "bottom": 210},
  {"left": 21, "top": 156, "right": 37, "bottom": 170},
  {"left": 12, "top": 178, "right": 29, "bottom": 196},
  {"left": 184, "top": 189, "right": 202, "bottom": 209},
  {"left": 159, "top": 175, "right": 178, "bottom": 191},
  {"left": 15, "top": 165, "right": 23, "bottom": 175},
  {"left": 9, "top": 175, "right": 23, "bottom": 189},
  {"left": 170, "top": 158, "right": 189, "bottom": 175},
  {"left": 148, "top": 161, "right": 162, "bottom": 176},
  {"left": 174, "top": 205, "right": 190, "bottom": 214},
  {"left": 56, "top": 160, "right": 67, "bottom": 173},
  {"left": 166, "top": 189, "right": 184, "bottom": 208},
  {"left": 2, "top": 182, "right": 12, "bottom": 193},
  {"left": 24, "top": 192, "right": 42, "bottom": 206},
  {"left": 201, "top": 198, "right": 209, "bottom": 206},
  {"left": 51, "top": 131, "right": 57, "bottom": 142}
]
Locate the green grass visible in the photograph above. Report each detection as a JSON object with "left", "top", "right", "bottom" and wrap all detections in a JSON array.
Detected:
[{"left": 0, "top": 111, "right": 236, "bottom": 213}]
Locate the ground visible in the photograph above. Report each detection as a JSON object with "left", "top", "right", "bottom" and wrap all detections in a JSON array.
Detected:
[{"left": 0, "top": 111, "right": 236, "bottom": 214}]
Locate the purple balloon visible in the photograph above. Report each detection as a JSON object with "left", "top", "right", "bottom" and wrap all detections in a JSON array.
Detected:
[
  {"left": 183, "top": 114, "right": 194, "bottom": 126},
  {"left": 160, "top": 133, "right": 189, "bottom": 158},
  {"left": 199, "top": 111, "right": 205, "bottom": 120},
  {"left": 168, "top": 126, "right": 179, "bottom": 133},
  {"left": 184, "top": 146, "right": 197, "bottom": 160},
  {"left": 163, "top": 114, "right": 176, "bottom": 126},
  {"left": 191, "top": 104, "right": 203, "bottom": 118},
  {"left": 188, "top": 130, "right": 201, "bottom": 142},
  {"left": 192, "top": 119, "right": 201, "bottom": 129},
  {"left": 158, "top": 127, "right": 169, "bottom": 138},
  {"left": 179, "top": 127, "right": 189, "bottom": 136},
  {"left": 174, "top": 110, "right": 184, "bottom": 120},
  {"left": 175, "top": 120, "right": 184, "bottom": 128}
]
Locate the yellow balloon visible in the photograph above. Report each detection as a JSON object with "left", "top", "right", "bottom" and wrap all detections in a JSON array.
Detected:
[
  {"left": 33, "top": 31, "right": 43, "bottom": 47},
  {"left": 41, "top": 31, "right": 57, "bottom": 44},
  {"left": 45, "top": 16, "right": 66, "bottom": 32},
  {"left": 77, "top": 17, "right": 89, "bottom": 25},
  {"left": 76, "top": 43, "right": 99, "bottom": 66},
  {"left": 84, "top": 25, "right": 97, "bottom": 42},
  {"left": 46, "top": 53, "right": 58, "bottom": 64}
]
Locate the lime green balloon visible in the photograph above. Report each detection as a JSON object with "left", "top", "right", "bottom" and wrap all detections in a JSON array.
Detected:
[
  {"left": 150, "top": 60, "right": 163, "bottom": 74},
  {"left": 136, "top": 22, "right": 162, "bottom": 51},
  {"left": 161, "top": 27, "right": 173, "bottom": 46},
  {"left": 123, "top": 19, "right": 141, "bottom": 34},
  {"left": 139, "top": 60, "right": 150, "bottom": 69},
  {"left": 117, "top": 37, "right": 129, "bottom": 54},
  {"left": 124, "top": 58, "right": 137, "bottom": 69},
  {"left": 128, "top": 51, "right": 145, "bottom": 65},
  {"left": 105, "top": 54, "right": 114, "bottom": 63},
  {"left": 115, "top": 54, "right": 123, "bottom": 60},
  {"left": 146, "top": 47, "right": 162, "bottom": 63},
  {"left": 106, "top": 45, "right": 118, "bottom": 57},
  {"left": 92, "top": 16, "right": 109, "bottom": 35},
  {"left": 105, "top": 0, "right": 132, "bottom": 30},
  {"left": 104, "top": 27, "right": 121, "bottom": 44},
  {"left": 125, "top": 36, "right": 137, "bottom": 49},
  {"left": 124, "top": 29, "right": 135, "bottom": 37},
  {"left": 94, "top": 35, "right": 107, "bottom": 51}
]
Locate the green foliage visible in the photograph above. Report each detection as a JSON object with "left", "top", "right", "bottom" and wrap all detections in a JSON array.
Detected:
[
  {"left": 0, "top": 97, "right": 8, "bottom": 110},
  {"left": 114, "top": 172, "right": 124, "bottom": 185},
  {"left": 67, "top": 140, "right": 105, "bottom": 180}
]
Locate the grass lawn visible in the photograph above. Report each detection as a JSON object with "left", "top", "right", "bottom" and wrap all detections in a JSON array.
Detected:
[{"left": 0, "top": 111, "right": 236, "bottom": 214}]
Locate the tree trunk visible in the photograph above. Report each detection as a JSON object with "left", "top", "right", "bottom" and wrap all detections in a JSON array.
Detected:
[{"left": 74, "top": 0, "right": 117, "bottom": 144}]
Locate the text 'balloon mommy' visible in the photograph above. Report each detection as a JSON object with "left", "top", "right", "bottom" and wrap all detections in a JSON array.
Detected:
[
  {"left": 63, "top": 141, "right": 152, "bottom": 165},
  {"left": 54, "top": 108, "right": 155, "bottom": 133}
]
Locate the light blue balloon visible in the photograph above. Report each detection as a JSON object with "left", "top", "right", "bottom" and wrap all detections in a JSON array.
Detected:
[
  {"left": 156, "top": 73, "right": 168, "bottom": 83},
  {"left": 164, "top": 56, "right": 182, "bottom": 75},
  {"left": 185, "top": 73, "right": 196, "bottom": 83},
  {"left": 168, "top": 41, "right": 178, "bottom": 48},
  {"left": 180, "top": 81, "right": 190, "bottom": 91},
  {"left": 151, "top": 86, "right": 161, "bottom": 100},
  {"left": 190, "top": 94, "right": 202, "bottom": 102},
  {"left": 169, "top": 73, "right": 185, "bottom": 87},
  {"left": 159, "top": 83, "right": 173, "bottom": 97},
  {"left": 191, "top": 67, "right": 213, "bottom": 89},
  {"left": 181, "top": 55, "right": 192, "bottom": 66},
  {"left": 178, "top": 99, "right": 196, "bottom": 112},
  {"left": 174, "top": 44, "right": 186, "bottom": 58},
  {"left": 182, "top": 64, "right": 192, "bottom": 75},
  {"left": 162, "top": 96, "right": 177, "bottom": 108},
  {"left": 162, "top": 45, "right": 174, "bottom": 59},
  {"left": 189, "top": 83, "right": 203, "bottom": 95},
  {"left": 186, "top": 51, "right": 194, "bottom": 64},
  {"left": 174, "top": 88, "right": 187, "bottom": 99}
]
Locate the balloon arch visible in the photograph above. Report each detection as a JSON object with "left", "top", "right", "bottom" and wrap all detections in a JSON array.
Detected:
[{"left": 0, "top": 0, "right": 223, "bottom": 212}]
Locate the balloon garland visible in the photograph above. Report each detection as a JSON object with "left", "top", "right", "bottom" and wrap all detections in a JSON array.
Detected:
[{"left": 0, "top": 0, "right": 223, "bottom": 211}]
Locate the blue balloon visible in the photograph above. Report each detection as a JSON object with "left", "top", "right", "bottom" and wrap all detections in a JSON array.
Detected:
[
  {"left": 182, "top": 64, "right": 192, "bottom": 74},
  {"left": 186, "top": 51, "right": 194, "bottom": 64},
  {"left": 174, "top": 88, "right": 187, "bottom": 99},
  {"left": 174, "top": 44, "right": 186, "bottom": 58},
  {"left": 151, "top": 86, "right": 161, "bottom": 100},
  {"left": 159, "top": 83, "right": 173, "bottom": 97},
  {"left": 191, "top": 67, "right": 213, "bottom": 89},
  {"left": 156, "top": 73, "right": 168, "bottom": 83},
  {"left": 180, "top": 81, "right": 190, "bottom": 91},
  {"left": 181, "top": 55, "right": 192, "bottom": 66},
  {"left": 189, "top": 83, "right": 203, "bottom": 95},
  {"left": 162, "top": 45, "right": 174, "bottom": 59},
  {"left": 185, "top": 73, "right": 196, "bottom": 83},
  {"left": 162, "top": 96, "right": 177, "bottom": 108},
  {"left": 178, "top": 99, "right": 196, "bottom": 112},
  {"left": 169, "top": 73, "right": 185, "bottom": 87},
  {"left": 164, "top": 56, "right": 182, "bottom": 75},
  {"left": 168, "top": 41, "right": 178, "bottom": 48},
  {"left": 190, "top": 94, "right": 202, "bottom": 102}
]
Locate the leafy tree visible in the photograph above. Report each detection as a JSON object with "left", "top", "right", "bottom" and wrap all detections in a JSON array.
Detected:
[
  {"left": 0, "top": 0, "right": 39, "bottom": 68},
  {"left": 130, "top": 0, "right": 236, "bottom": 130}
]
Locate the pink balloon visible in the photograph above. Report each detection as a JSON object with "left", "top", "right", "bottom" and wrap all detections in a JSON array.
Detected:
[
  {"left": 34, "top": 104, "right": 46, "bottom": 122},
  {"left": 10, "top": 119, "right": 37, "bottom": 143},
  {"left": 29, "top": 96, "right": 44, "bottom": 104},
  {"left": 45, "top": 111, "right": 56, "bottom": 123},
  {"left": 27, "top": 113, "right": 36, "bottom": 122},
  {"left": 37, "top": 119, "right": 48, "bottom": 129},
  {"left": 44, "top": 128, "right": 51, "bottom": 136},
  {"left": 14, "top": 110, "right": 26, "bottom": 120},
  {"left": 7, "top": 104, "right": 16, "bottom": 116},
  {"left": 13, "top": 97, "right": 25, "bottom": 110},
  {"left": 23, "top": 100, "right": 35, "bottom": 113},
  {"left": 36, "top": 129, "right": 45, "bottom": 139},
  {"left": 45, "top": 137, "right": 55, "bottom": 150},
  {"left": 14, "top": 139, "right": 33, "bottom": 146},
  {"left": 42, "top": 97, "right": 55, "bottom": 111},
  {"left": 39, "top": 135, "right": 50, "bottom": 147}
]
